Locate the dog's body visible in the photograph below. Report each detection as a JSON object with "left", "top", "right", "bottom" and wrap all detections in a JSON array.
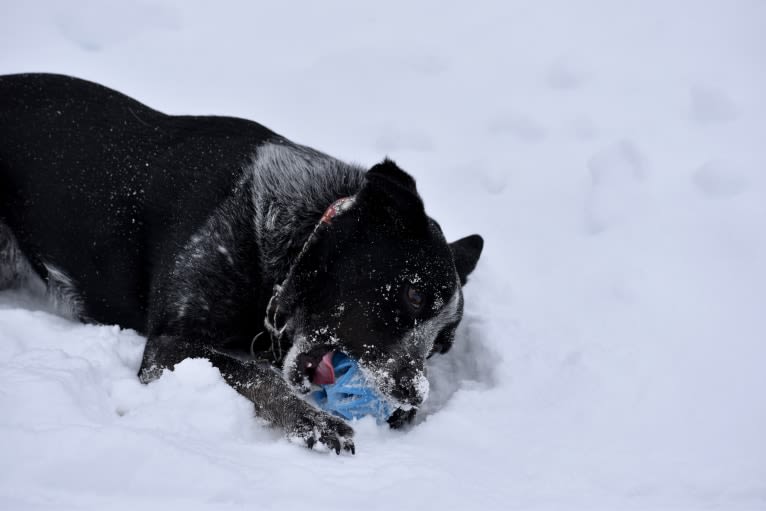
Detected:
[{"left": 0, "top": 74, "right": 483, "bottom": 453}]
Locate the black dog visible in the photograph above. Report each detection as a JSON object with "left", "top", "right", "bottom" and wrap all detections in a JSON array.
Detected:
[{"left": 0, "top": 73, "right": 483, "bottom": 454}]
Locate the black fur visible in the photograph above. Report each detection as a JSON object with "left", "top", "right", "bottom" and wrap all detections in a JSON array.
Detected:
[{"left": 0, "top": 73, "right": 483, "bottom": 454}]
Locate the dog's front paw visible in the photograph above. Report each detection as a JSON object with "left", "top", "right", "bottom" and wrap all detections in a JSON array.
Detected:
[
  {"left": 293, "top": 411, "right": 355, "bottom": 455},
  {"left": 387, "top": 407, "right": 417, "bottom": 429}
]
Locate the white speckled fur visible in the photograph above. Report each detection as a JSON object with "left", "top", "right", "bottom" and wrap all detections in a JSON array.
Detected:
[
  {"left": 250, "top": 141, "right": 366, "bottom": 279},
  {"left": 1, "top": 221, "right": 84, "bottom": 319},
  {"left": 42, "top": 263, "right": 85, "bottom": 320},
  {"left": 0, "top": 221, "right": 31, "bottom": 289}
]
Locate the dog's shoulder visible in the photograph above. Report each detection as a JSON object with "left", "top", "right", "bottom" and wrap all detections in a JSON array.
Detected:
[{"left": 0, "top": 73, "right": 284, "bottom": 330}]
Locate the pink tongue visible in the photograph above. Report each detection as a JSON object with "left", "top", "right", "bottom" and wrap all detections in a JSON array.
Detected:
[{"left": 313, "top": 351, "right": 336, "bottom": 385}]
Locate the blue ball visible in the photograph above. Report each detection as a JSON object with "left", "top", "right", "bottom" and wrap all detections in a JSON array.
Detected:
[{"left": 311, "top": 352, "right": 394, "bottom": 423}]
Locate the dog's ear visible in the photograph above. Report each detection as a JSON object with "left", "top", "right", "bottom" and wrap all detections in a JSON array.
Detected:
[
  {"left": 366, "top": 158, "right": 419, "bottom": 194},
  {"left": 356, "top": 159, "right": 428, "bottom": 234},
  {"left": 450, "top": 234, "right": 484, "bottom": 285}
]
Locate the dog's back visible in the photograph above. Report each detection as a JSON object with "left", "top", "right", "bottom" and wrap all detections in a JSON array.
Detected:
[{"left": 0, "top": 73, "right": 276, "bottom": 330}]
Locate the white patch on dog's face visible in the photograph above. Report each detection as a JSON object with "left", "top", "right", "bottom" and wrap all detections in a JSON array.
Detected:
[
  {"left": 359, "top": 279, "right": 462, "bottom": 407},
  {"left": 410, "top": 278, "right": 462, "bottom": 360}
]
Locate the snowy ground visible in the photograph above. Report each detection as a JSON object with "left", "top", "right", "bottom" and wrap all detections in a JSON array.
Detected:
[{"left": 1, "top": 1, "right": 765, "bottom": 510}]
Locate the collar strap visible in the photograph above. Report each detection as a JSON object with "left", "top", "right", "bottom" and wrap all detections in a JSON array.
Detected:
[
  {"left": 320, "top": 196, "right": 356, "bottom": 224},
  {"left": 259, "top": 195, "right": 356, "bottom": 363}
]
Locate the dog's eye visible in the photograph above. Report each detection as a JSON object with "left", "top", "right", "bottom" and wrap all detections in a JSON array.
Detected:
[{"left": 405, "top": 285, "right": 425, "bottom": 312}]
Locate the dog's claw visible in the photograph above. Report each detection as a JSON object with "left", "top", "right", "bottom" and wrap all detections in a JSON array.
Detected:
[
  {"left": 295, "top": 411, "right": 355, "bottom": 455},
  {"left": 320, "top": 434, "right": 341, "bottom": 455}
]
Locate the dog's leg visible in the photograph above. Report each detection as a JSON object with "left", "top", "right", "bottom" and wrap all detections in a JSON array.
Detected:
[{"left": 139, "top": 335, "right": 355, "bottom": 454}]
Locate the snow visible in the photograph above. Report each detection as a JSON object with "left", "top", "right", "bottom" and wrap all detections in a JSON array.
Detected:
[{"left": 1, "top": 1, "right": 765, "bottom": 509}]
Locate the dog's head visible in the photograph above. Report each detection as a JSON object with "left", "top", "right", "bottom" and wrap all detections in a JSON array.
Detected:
[{"left": 276, "top": 159, "right": 483, "bottom": 427}]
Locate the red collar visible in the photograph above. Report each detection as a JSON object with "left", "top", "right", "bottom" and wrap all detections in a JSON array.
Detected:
[{"left": 320, "top": 196, "right": 356, "bottom": 224}]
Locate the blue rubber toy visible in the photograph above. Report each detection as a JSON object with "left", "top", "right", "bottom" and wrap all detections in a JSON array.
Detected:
[{"left": 311, "top": 352, "right": 394, "bottom": 424}]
